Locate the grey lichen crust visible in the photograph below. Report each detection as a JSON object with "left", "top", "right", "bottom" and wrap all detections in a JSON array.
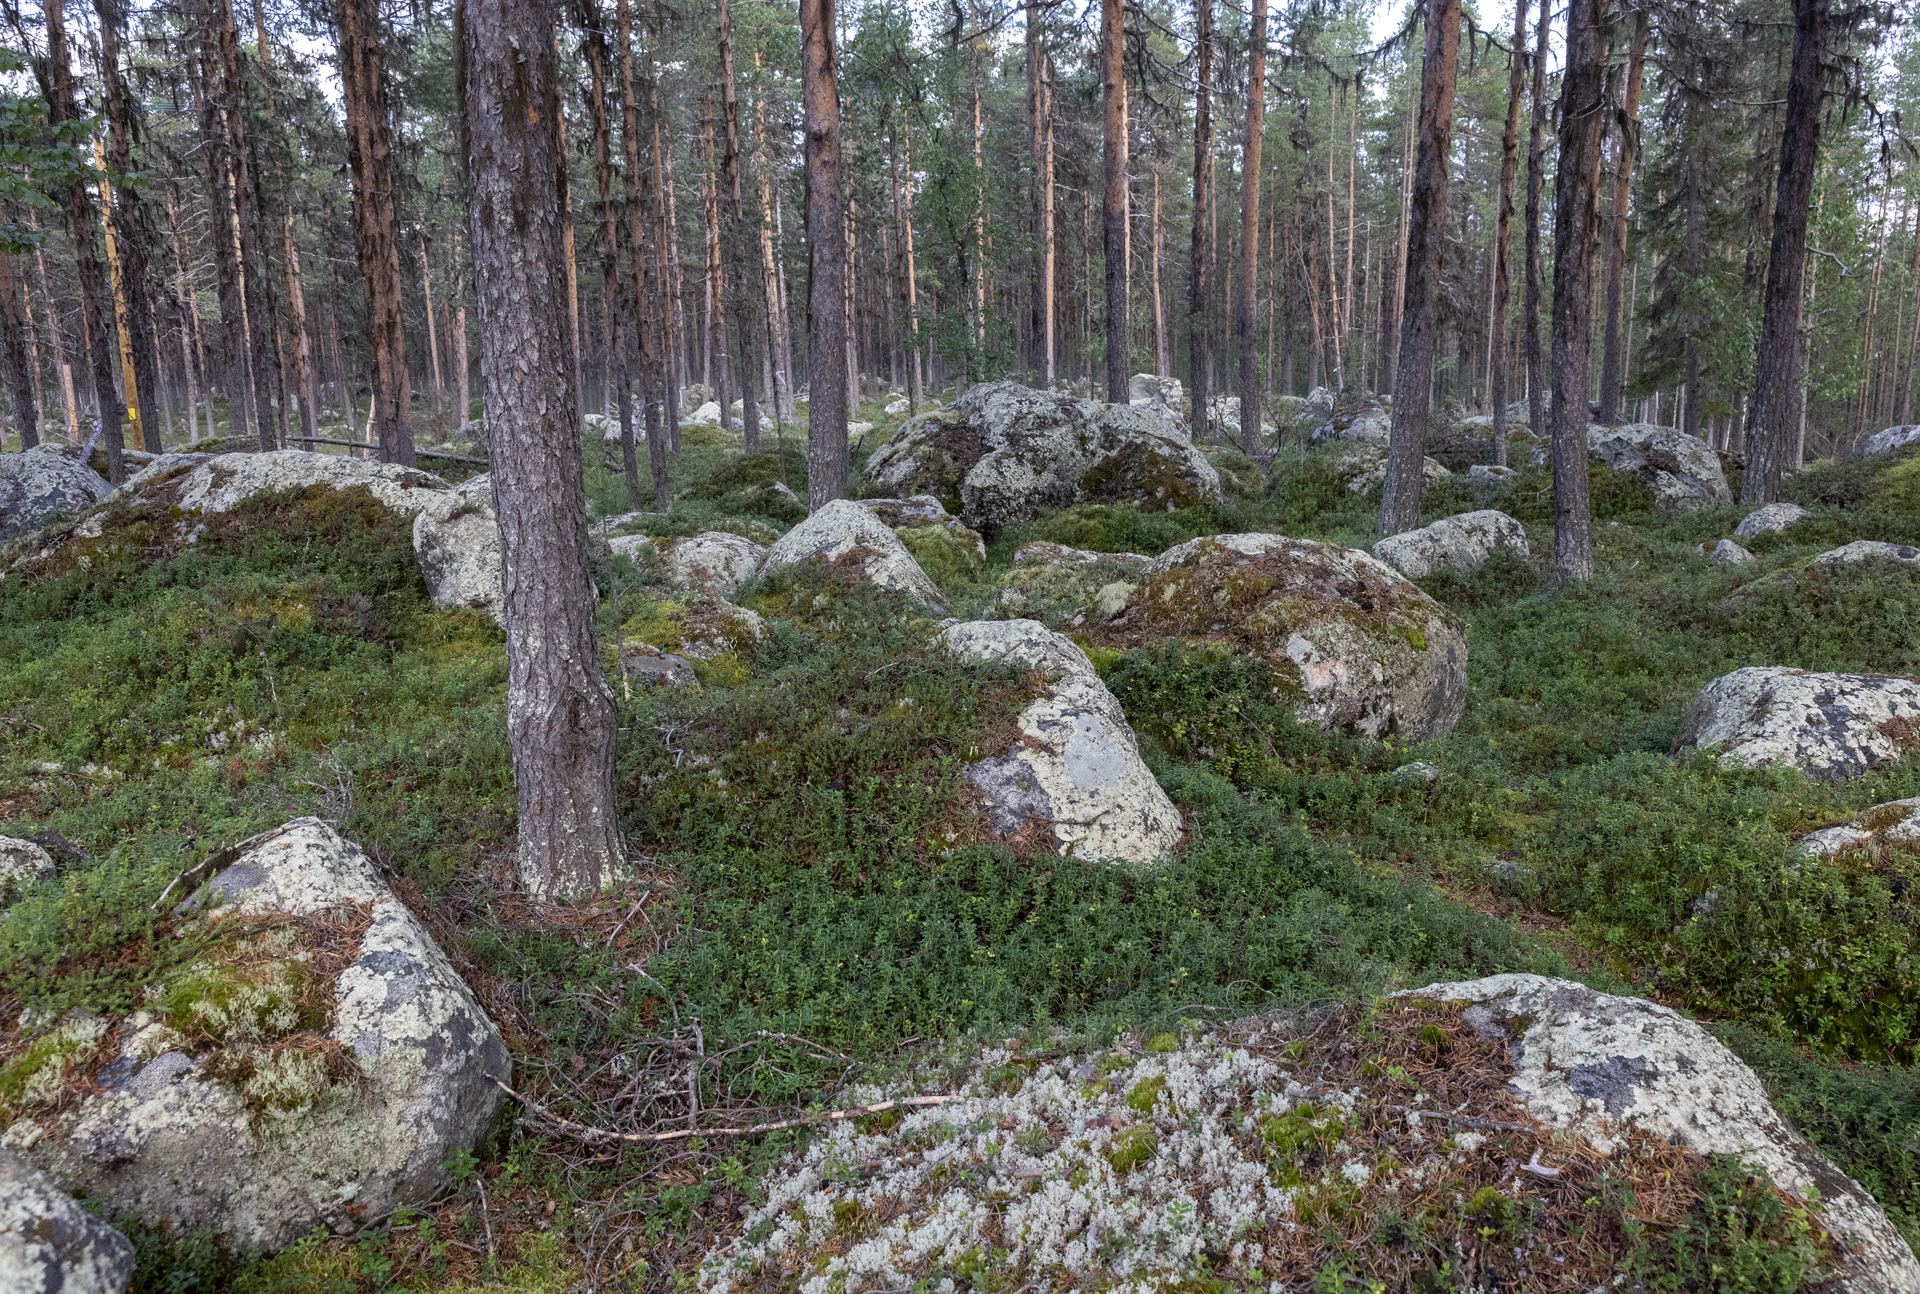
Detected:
[
  {"left": 0, "top": 836, "right": 55, "bottom": 905},
  {"left": 1403, "top": 974, "right": 1920, "bottom": 1294},
  {"left": 1584, "top": 423, "right": 1732, "bottom": 515},
  {"left": 0, "top": 444, "right": 112, "bottom": 545},
  {"left": 1811, "top": 540, "right": 1920, "bottom": 568},
  {"left": 760, "top": 499, "right": 948, "bottom": 609},
  {"left": 1372, "top": 509, "right": 1529, "bottom": 580},
  {"left": 411, "top": 473, "right": 506, "bottom": 623},
  {"left": 1734, "top": 501, "right": 1810, "bottom": 539},
  {"left": 171, "top": 450, "right": 450, "bottom": 517},
  {"left": 0, "top": 1149, "right": 135, "bottom": 1294},
  {"left": 1854, "top": 425, "right": 1920, "bottom": 458},
  {"left": 1800, "top": 797, "right": 1920, "bottom": 858},
  {"left": 4, "top": 819, "right": 508, "bottom": 1254},
  {"left": 1674, "top": 666, "right": 1920, "bottom": 782},
  {"left": 942, "top": 619, "right": 1180, "bottom": 865}
]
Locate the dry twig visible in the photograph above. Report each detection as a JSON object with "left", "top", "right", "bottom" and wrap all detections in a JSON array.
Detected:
[{"left": 493, "top": 1077, "right": 956, "bottom": 1144}]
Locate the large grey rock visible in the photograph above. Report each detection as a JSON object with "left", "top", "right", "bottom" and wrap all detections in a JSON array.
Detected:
[
  {"left": 610, "top": 531, "right": 769, "bottom": 600},
  {"left": 1585, "top": 423, "right": 1731, "bottom": 515},
  {"left": 1854, "top": 426, "right": 1920, "bottom": 458},
  {"left": 410, "top": 474, "right": 503, "bottom": 623},
  {"left": 1127, "top": 373, "right": 1182, "bottom": 412},
  {"left": 166, "top": 450, "right": 449, "bottom": 519},
  {"left": 0, "top": 836, "right": 54, "bottom": 905},
  {"left": 0, "top": 1149, "right": 135, "bottom": 1294},
  {"left": 861, "top": 382, "right": 1219, "bottom": 534},
  {"left": 3, "top": 819, "right": 508, "bottom": 1254},
  {"left": 1734, "top": 502, "right": 1810, "bottom": 539},
  {"left": 1093, "top": 534, "right": 1468, "bottom": 741},
  {"left": 1199, "top": 395, "right": 1274, "bottom": 444},
  {"left": 1811, "top": 540, "right": 1920, "bottom": 568},
  {"left": 620, "top": 644, "right": 698, "bottom": 689},
  {"left": 1372, "top": 510, "right": 1528, "bottom": 580},
  {"left": 1800, "top": 798, "right": 1920, "bottom": 859},
  {"left": 760, "top": 499, "right": 946, "bottom": 609},
  {"left": 1308, "top": 393, "right": 1391, "bottom": 448},
  {"left": 1328, "top": 445, "right": 1450, "bottom": 495},
  {"left": 1404, "top": 974, "right": 1920, "bottom": 1294},
  {"left": 941, "top": 619, "right": 1179, "bottom": 864},
  {"left": 1674, "top": 667, "right": 1920, "bottom": 781},
  {"left": 0, "top": 444, "right": 111, "bottom": 544},
  {"left": 1696, "top": 538, "right": 1755, "bottom": 565},
  {"left": 992, "top": 542, "right": 1150, "bottom": 626}
]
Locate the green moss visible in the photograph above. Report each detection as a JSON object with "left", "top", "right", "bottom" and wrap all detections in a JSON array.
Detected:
[
  {"left": 0, "top": 1014, "right": 108, "bottom": 1121},
  {"left": 1125, "top": 1074, "right": 1167, "bottom": 1112},
  {"left": 1106, "top": 1124, "right": 1159, "bottom": 1174},
  {"left": 895, "top": 524, "right": 984, "bottom": 590}
]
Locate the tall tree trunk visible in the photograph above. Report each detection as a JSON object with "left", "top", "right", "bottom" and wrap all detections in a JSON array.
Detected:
[
  {"left": 615, "top": 0, "right": 669, "bottom": 510},
  {"left": 253, "top": 6, "right": 319, "bottom": 447},
  {"left": 213, "top": 0, "right": 282, "bottom": 451},
  {"left": 650, "top": 66, "right": 681, "bottom": 455},
  {"left": 699, "top": 97, "right": 733, "bottom": 430},
  {"left": 93, "top": 145, "right": 147, "bottom": 452},
  {"left": 1377, "top": 0, "right": 1461, "bottom": 538},
  {"left": 1548, "top": 0, "right": 1611, "bottom": 582},
  {"left": 1188, "top": 0, "right": 1213, "bottom": 442},
  {"left": 39, "top": 0, "right": 127, "bottom": 482},
  {"left": 802, "top": 0, "right": 848, "bottom": 508},
  {"left": 1745, "top": 0, "right": 1828, "bottom": 500},
  {"left": 717, "top": 0, "right": 762, "bottom": 453},
  {"left": 192, "top": 14, "right": 249, "bottom": 443},
  {"left": 1236, "top": 0, "right": 1266, "bottom": 454},
  {"left": 752, "top": 49, "right": 792, "bottom": 420},
  {"left": 1489, "top": 0, "right": 1527, "bottom": 467},
  {"left": 461, "top": 0, "right": 623, "bottom": 900},
  {"left": 93, "top": 0, "right": 163, "bottom": 452},
  {"left": 1382, "top": 82, "right": 1415, "bottom": 393},
  {"left": 1099, "top": 0, "right": 1128, "bottom": 402},
  {"left": 898, "top": 122, "right": 923, "bottom": 411},
  {"left": 1522, "top": 0, "right": 1548, "bottom": 440},
  {"left": 580, "top": 0, "right": 641, "bottom": 510},
  {"left": 337, "top": 0, "right": 415, "bottom": 464},
  {"left": 1027, "top": 0, "right": 1054, "bottom": 385},
  {"left": 1151, "top": 162, "right": 1168, "bottom": 376},
  {"left": 420, "top": 230, "right": 445, "bottom": 417},
  {"left": 453, "top": 227, "right": 471, "bottom": 426},
  {"left": 0, "top": 251, "right": 37, "bottom": 448},
  {"left": 1597, "top": 10, "right": 1648, "bottom": 424}
]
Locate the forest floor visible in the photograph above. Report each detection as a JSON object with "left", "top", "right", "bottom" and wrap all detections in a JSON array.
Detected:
[{"left": 3, "top": 393, "right": 1920, "bottom": 1292}]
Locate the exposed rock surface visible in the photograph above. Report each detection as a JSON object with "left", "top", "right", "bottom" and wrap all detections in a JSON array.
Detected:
[
  {"left": 992, "top": 542, "right": 1151, "bottom": 626},
  {"left": 1584, "top": 424, "right": 1731, "bottom": 515},
  {"left": 0, "top": 836, "right": 55, "bottom": 904},
  {"left": 166, "top": 450, "right": 449, "bottom": 518},
  {"left": 1801, "top": 798, "right": 1920, "bottom": 859},
  {"left": 861, "top": 382, "right": 1220, "bottom": 534},
  {"left": 609, "top": 530, "right": 769, "bottom": 600},
  {"left": 759, "top": 499, "right": 947, "bottom": 609},
  {"left": 1854, "top": 426, "right": 1920, "bottom": 458},
  {"left": 1674, "top": 667, "right": 1920, "bottom": 781},
  {"left": 1403, "top": 974, "right": 1920, "bottom": 1294},
  {"left": 1372, "top": 510, "right": 1528, "bottom": 580},
  {"left": 1734, "top": 502, "right": 1810, "bottom": 539},
  {"left": 941, "top": 619, "right": 1179, "bottom": 864},
  {"left": 1696, "top": 538, "right": 1755, "bottom": 565},
  {"left": 1308, "top": 392, "right": 1391, "bottom": 448},
  {"left": 1466, "top": 463, "right": 1516, "bottom": 485},
  {"left": 860, "top": 494, "right": 988, "bottom": 578},
  {"left": 0, "top": 444, "right": 112, "bottom": 544},
  {"left": 1328, "top": 446, "right": 1451, "bottom": 495},
  {"left": 1127, "top": 373, "right": 1182, "bottom": 411},
  {"left": 1811, "top": 540, "right": 1920, "bottom": 568},
  {"left": 1091, "top": 534, "right": 1468, "bottom": 741},
  {"left": 411, "top": 474, "right": 504, "bottom": 623},
  {"left": 686, "top": 401, "right": 723, "bottom": 426},
  {"left": 0, "top": 1149, "right": 135, "bottom": 1294},
  {"left": 621, "top": 596, "right": 766, "bottom": 664},
  {"left": 1200, "top": 394, "right": 1276, "bottom": 445},
  {"left": 620, "top": 644, "right": 698, "bottom": 688},
  {"left": 3, "top": 819, "right": 508, "bottom": 1253}
]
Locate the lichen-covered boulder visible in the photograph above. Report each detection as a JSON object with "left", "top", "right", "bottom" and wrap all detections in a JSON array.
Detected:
[
  {"left": 941, "top": 620, "right": 1179, "bottom": 864},
  {"left": 609, "top": 530, "right": 768, "bottom": 600},
  {"left": 2, "top": 819, "right": 508, "bottom": 1254},
  {"left": 1585, "top": 424, "right": 1730, "bottom": 515},
  {"left": 0, "top": 836, "right": 54, "bottom": 905},
  {"left": 1811, "top": 540, "right": 1920, "bottom": 568},
  {"left": 759, "top": 499, "right": 946, "bottom": 609},
  {"left": 1092, "top": 534, "right": 1468, "bottom": 741},
  {"left": 1200, "top": 394, "right": 1276, "bottom": 444},
  {"left": 1696, "top": 538, "right": 1755, "bottom": 565},
  {"left": 1127, "top": 373, "right": 1182, "bottom": 412},
  {"left": 618, "top": 596, "right": 766, "bottom": 680},
  {"left": 1403, "top": 974, "right": 1920, "bottom": 1294},
  {"left": 860, "top": 494, "right": 987, "bottom": 582},
  {"left": 410, "top": 474, "right": 503, "bottom": 623},
  {"left": 1855, "top": 426, "right": 1920, "bottom": 458},
  {"left": 1466, "top": 463, "right": 1516, "bottom": 485},
  {"left": 860, "top": 382, "right": 1219, "bottom": 535},
  {"left": 166, "top": 450, "right": 449, "bottom": 519},
  {"left": 0, "top": 1149, "right": 135, "bottom": 1294},
  {"left": 1328, "top": 446, "right": 1451, "bottom": 495},
  {"left": 991, "top": 542, "right": 1151, "bottom": 627},
  {"left": 686, "top": 401, "right": 723, "bottom": 426},
  {"left": 1735, "top": 502, "right": 1810, "bottom": 539},
  {"left": 1801, "top": 798, "right": 1920, "bottom": 859},
  {"left": 1372, "top": 510, "right": 1528, "bottom": 580},
  {"left": 0, "top": 444, "right": 111, "bottom": 544},
  {"left": 620, "top": 644, "right": 698, "bottom": 688},
  {"left": 1308, "top": 392, "right": 1392, "bottom": 448},
  {"left": 1674, "top": 667, "right": 1920, "bottom": 781}
]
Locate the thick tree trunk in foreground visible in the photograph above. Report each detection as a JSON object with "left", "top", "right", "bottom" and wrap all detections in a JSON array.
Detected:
[
  {"left": 41, "top": 0, "right": 127, "bottom": 483},
  {"left": 1188, "top": 0, "right": 1213, "bottom": 444},
  {"left": 1745, "top": 0, "right": 1828, "bottom": 501},
  {"left": 1237, "top": 0, "right": 1266, "bottom": 457},
  {"left": 462, "top": 0, "right": 623, "bottom": 900},
  {"left": 1489, "top": 0, "right": 1527, "bottom": 469},
  {"left": 1100, "top": 0, "right": 1128, "bottom": 403},
  {"left": 1598, "top": 10, "right": 1649, "bottom": 424},
  {"left": 0, "top": 251, "right": 37, "bottom": 448},
  {"left": 1549, "top": 0, "right": 1611, "bottom": 583},
  {"left": 1377, "top": 0, "right": 1460, "bottom": 538},
  {"left": 802, "top": 0, "right": 848, "bottom": 509},
  {"left": 1522, "top": 0, "right": 1548, "bottom": 442},
  {"left": 338, "top": 0, "right": 415, "bottom": 464}
]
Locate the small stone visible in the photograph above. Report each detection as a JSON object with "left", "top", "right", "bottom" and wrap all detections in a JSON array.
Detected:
[
  {"left": 1810, "top": 540, "right": 1920, "bottom": 568},
  {"left": 0, "top": 836, "right": 55, "bottom": 904},
  {"left": 1734, "top": 502, "right": 1809, "bottom": 539},
  {"left": 1695, "top": 538, "right": 1754, "bottom": 565},
  {"left": 619, "top": 643, "right": 699, "bottom": 688}
]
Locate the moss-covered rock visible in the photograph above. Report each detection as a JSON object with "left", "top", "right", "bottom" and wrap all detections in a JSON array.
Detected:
[{"left": 992, "top": 542, "right": 1151, "bottom": 628}]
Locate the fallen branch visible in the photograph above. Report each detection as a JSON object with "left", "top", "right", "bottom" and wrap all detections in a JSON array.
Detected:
[{"left": 492, "top": 1078, "right": 956, "bottom": 1144}]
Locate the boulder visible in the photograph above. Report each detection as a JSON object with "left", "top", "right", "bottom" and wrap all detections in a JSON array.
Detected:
[
  {"left": 166, "top": 450, "right": 449, "bottom": 519},
  {"left": 1854, "top": 426, "right": 1920, "bottom": 458},
  {"left": 0, "top": 836, "right": 55, "bottom": 904},
  {"left": 1329, "top": 445, "right": 1451, "bottom": 494},
  {"left": 2, "top": 819, "right": 508, "bottom": 1253},
  {"left": 0, "top": 444, "right": 112, "bottom": 544},
  {"left": 1372, "top": 510, "right": 1529, "bottom": 580},
  {"left": 610, "top": 531, "right": 768, "bottom": 600},
  {"left": 410, "top": 474, "right": 504, "bottom": 623},
  {"left": 0, "top": 1149, "right": 135, "bottom": 1294},
  {"left": 1800, "top": 798, "right": 1920, "bottom": 859},
  {"left": 884, "top": 397, "right": 910, "bottom": 417},
  {"left": 1127, "top": 373, "right": 1182, "bottom": 411},
  {"left": 992, "top": 542, "right": 1151, "bottom": 626},
  {"left": 619, "top": 644, "right": 698, "bottom": 688},
  {"left": 1091, "top": 534, "right": 1469, "bottom": 741},
  {"left": 109, "top": 452, "right": 214, "bottom": 501},
  {"left": 1308, "top": 392, "right": 1392, "bottom": 448},
  {"left": 1734, "top": 501, "right": 1810, "bottom": 539},
  {"left": 861, "top": 382, "right": 1219, "bottom": 535},
  {"left": 686, "top": 401, "right": 723, "bottom": 426},
  {"left": 620, "top": 596, "right": 767, "bottom": 665},
  {"left": 1200, "top": 394, "right": 1274, "bottom": 444},
  {"left": 1695, "top": 538, "right": 1755, "bottom": 565},
  {"left": 1585, "top": 423, "right": 1731, "bottom": 515},
  {"left": 860, "top": 494, "right": 988, "bottom": 581},
  {"left": 759, "top": 499, "right": 947, "bottom": 609},
  {"left": 1674, "top": 667, "right": 1920, "bottom": 781},
  {"left": 1403, "top": 974, "right": 1920, "bottom": 1294},
  {"left": 1811, "top": 540, "right": 1920, "bottom": 568},
  {"left": 1466, "top": 463, "right": 1516, "bottom": 485},
  {"left": 941, "top": 619, "right": 1180, "bottom": 864}
]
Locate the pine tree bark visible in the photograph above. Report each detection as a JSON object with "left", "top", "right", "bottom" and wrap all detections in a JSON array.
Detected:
[
  {"left": 213, "top": 0, "right": 282, "bottom": 451},
  {"left": 1522, "top": 0, "right": 1548, "bottom": 441},
  {"left": 192, "top": 7, "right": 250, "bottom": 444},
  {"left": 802, "top": 0, "right": 848, "bottom": 508},
  {"left": 1236, "top": 0, "right": 1267, "bottom": 455},
  {"left": 614, "top": 0, "right": 669, "bottom": 510},
  {"left": 1489, "top": 0, "right": 1526, "bottom": 467},
  {"left": 93, "top": 0, "right": 163, "bottom": 452},
  {"left": 337, "top": 0, "right": 415, "bottom": 464},
  {"left": 1745, "top": 0, "right": 1828, "bottom": 499},
  {"left": 39, "top": 0, "right": 128, "bottom": 482},
  {"left": 1377, "top": 0, "right": 1460, "bottom": 539},
  {"left": 717, "top": 0, "right": 762, "bottom": 453},
  {"left": 1188, "top": 0, "right": 1213, "bottom": 443},
  {"left": 252, "top": 9, "right": 319, "bottom": 447},
  {"left": 1100, "top": 0, "right": 1128, "bottom": 402},
  {"left": 581, "top": 0, "right": 641, "bottom": 510},
  {"left": 648, "top": 73, "right": 682, "bottom": 457},
  {"left": 461, "top": 0, "right": 623, "bottom": 900},
  {"left": 1027, "top": 0, "right": 1054, "bottom": 385},
  {"left": 0, "top": 250, "right": 37, "bottom": 448},
  {"left": 1597, "top": 10, "right": 1648, "bottom": 425},
  {"left": 1548, "top": 0, "right": 1610, "bottom": 582}
]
